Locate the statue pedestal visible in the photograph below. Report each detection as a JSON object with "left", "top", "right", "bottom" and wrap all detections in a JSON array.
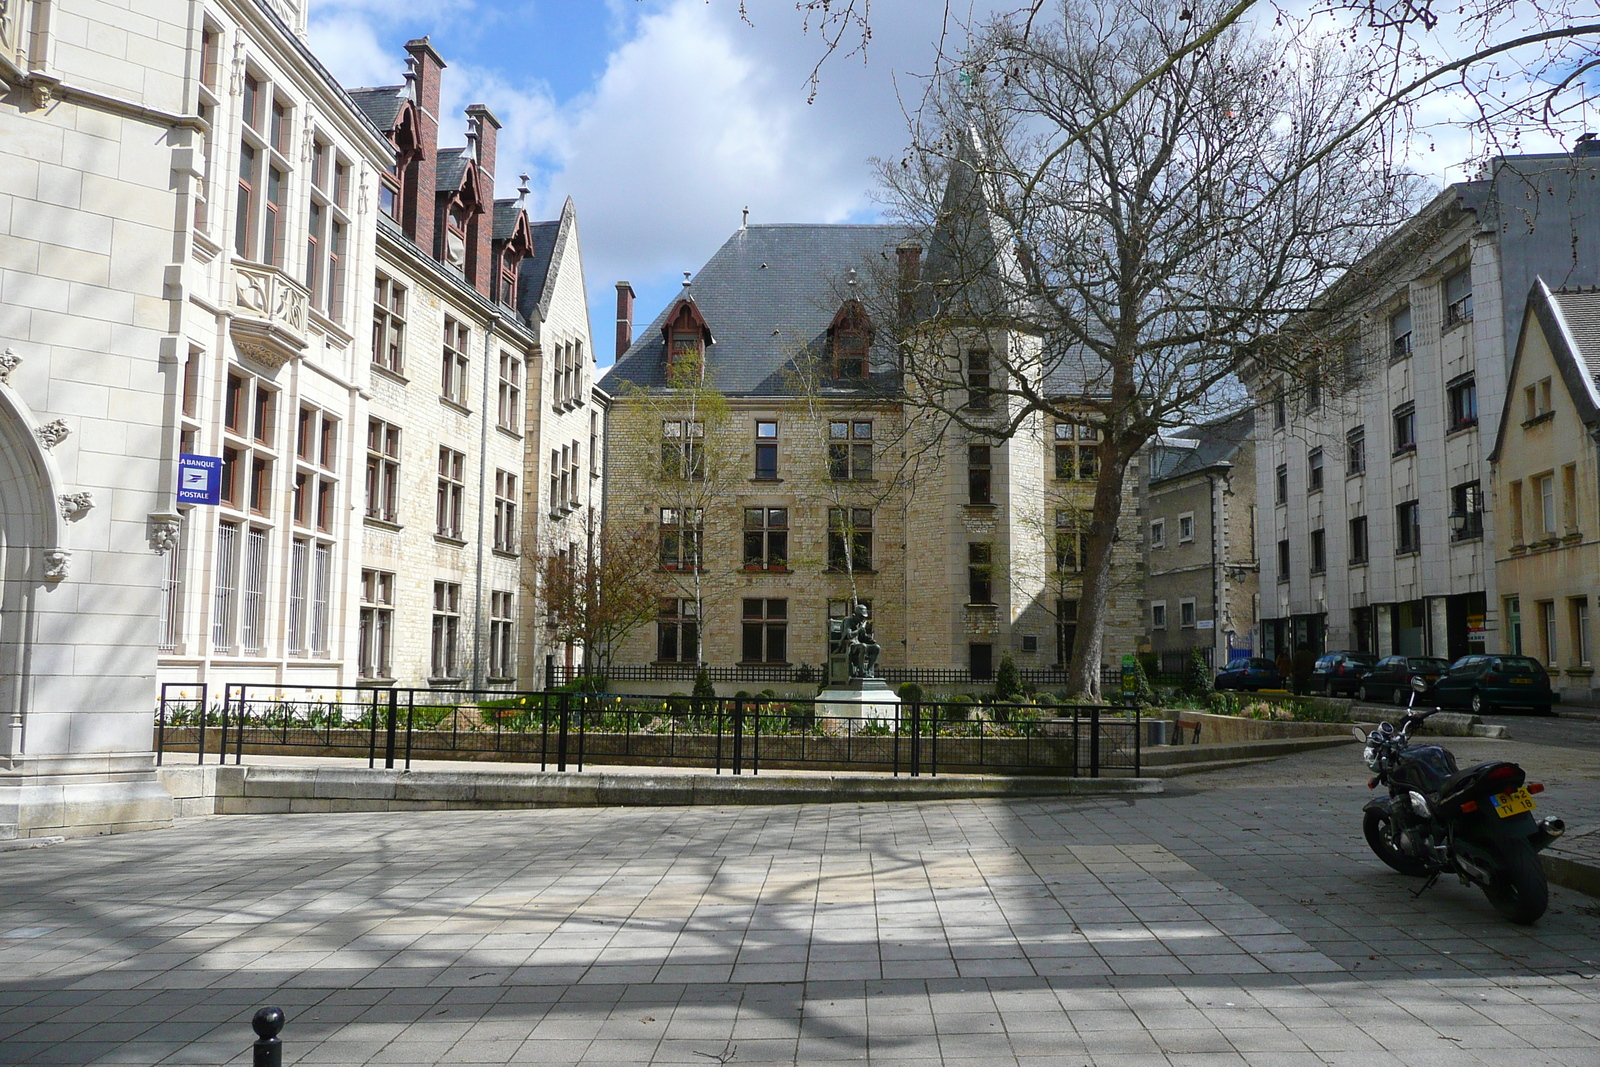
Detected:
[{"left": 818, "top": 677, "right": 902, "bottom": 724}]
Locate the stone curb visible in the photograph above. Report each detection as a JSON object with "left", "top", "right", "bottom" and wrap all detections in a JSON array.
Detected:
[
  {"left": 1542, "top": 850, "right": 1600, "bottom": 900},
  {"left": 0, "top": 835, "right": 66, "bottom": 853}
]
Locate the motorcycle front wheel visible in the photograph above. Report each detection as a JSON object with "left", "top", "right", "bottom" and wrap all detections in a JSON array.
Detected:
[
  {"left": 1482, "top": 840, "right": 1548, "bottom": 924},
  {"left": 1362, "top": 808, "right": 1429, "bottom": 876}
]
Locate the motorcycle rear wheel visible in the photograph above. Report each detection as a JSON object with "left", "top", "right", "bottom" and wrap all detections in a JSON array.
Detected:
[
  {"left": 1482, "top": 840, "right": 1548, "bottom": 924},
  {"left": 1362, "top": 809, "right": 1429, "bottom": 876}
]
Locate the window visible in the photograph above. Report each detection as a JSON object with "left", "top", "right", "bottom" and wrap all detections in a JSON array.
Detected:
[
  {"left": 1450, "top": 481, "right": 1483, "bottom": 541},
  {"left": 1305, "top": 369, "right": 1321, "bottom": 412},
  {"left": 287, "top": 537, "right": 309, "bottom": 656},
  {"left": 1276, "top": 539, "right": 1289, "bottom": 581},
  {"left": 657, "top": 599, "right": 699, "bottom": 663},
  {"left": 1308, "top": 448, "right": 1323, "bottom": 492},
  {"left": 968, "top": 543, "right": 993, "bottom": 604},
  {"left": 193, "top": 23, "right": 222, "bottom": 231},
  {"left": 1537, "top": 472, "right": 1556, "bottom": 535},
  {"left": 1447, "top": 375, "right": 1477, "bottom": 431},
  {"left": 431, "top": 582, "right": 461, "bottom": 679},
  {"left": 1444, "top": 268, "right": 1473, "bottom": 327},
  {"left": 358, "top": 570, "right": 394, "bottom": 679},
  {"left": 970, "top": 643, "right": 994, "bottom": 681},
  {"left": 436, "top": 447, "right": 465, "bottom": 539},
  {"left": 1525, "top": 377, "right": 1553, "bottom": 422},
  {"left": 240, "top": 526, "right": 268, "bottom": 655},
  {"left": 1179, "top": 599, "right": 1196, "bottom": 628},
  {"left": 1541, "top": 600, "right": 1558, "bottom": 665},
  {"left": 1275, "top": 464, "right": 1288, "bottom": 505},
  {"left": 828, "top": 420, "right": 873, "bottom": 480},
  {"left": 365, "top": 419, "right": 400, "bottom": 524},
  {"left": 659, "top": 507, "right": 703, "bottom": 570},
  {"left": 441, "top": 317, "right": 470, "bottom": 406},
  {"left": 833, "top": 315, "right": 869, "bottom": 379},
  {"left": 1510, "top": 480, "right": 1525, "bottom": 543},
  {"left": 248, "top": 456, "right": 272, "bottom": 515},
  {"left": 1151, "top": 601, "right": 1168, "bottom": 629},
  {"left": 744, "top": 507, "right": 790, "bottom": 570},
  {"left": 966, "top": 349, "right": 991, "bottom": 410},
  {"left": 1054, "top": 422, "right": 1099, "bottom": 480},
  {"left": 1055, "top": 599, "right": 1078, "bottom": 666},
  {"left": 741, "top": 598, "right": 788, "bottom": 664},
  {"left": 1272, "top": 385, "right": 1286, "bottom": 429},
  {"left": 1562, "top": 464, "right": 1578, "bottom": 531},
  {"left": 498, "top": 352, "right": 522, "bottom": 433},
  {"left": 1346, "top": 427, "right": 1366, "bottom": 475},
  {"left": 306, "top": 138, "right": 350, "bottom": 321},
  {"left": 494, "top": 470, "right": 518, "bottom": 554},
  {"left": 1392, "top": 401, "right": 1416, "bottom": 453},
  {"left": 252, "top": 384, "right": 275, "bottom": 444},
  {"left": 1310, "top": 528, "right": 1326, "bottom": 574},
  {"left": 968, "top": 444, "right": 992, "bottom": 505},
  {"left": 1573, "top": 598, "right": 1592, "bottom": 667},
  {"left": 1396, "top": 499, "right": 1421, "bottom": 554},
  {"left": 490, "top": 591, "right": 515, "bottom": 681},
  {"left": 1341, "top": 337, "right": 1365, "bottom": 386},
  {"left": 1505, "top": 596, "right": 1522, "bottom": 654},
  {"left": 1054, "top": 510, "right": 1082, "bottom": 572},
  {"left": 1178, "top": 512, "right": 1194, "bottom": 543},
  {"left": 373, "top": 275, "right": 407, "bottom": 375},
  {"left": 1390, "top": 306, "right": 1412, "bottom": 361},
  {"left": 754, "top": 420, "right": 779, "bottom": 479},
  {"left": 827, "top": 507, "right": 873, "bottom": 572},
  {"left": 1349, "top": 516, "right": 1368, "bottom": 564},
  {"left": 310, "top": 541, "right": 332, "bottom": 656},
  {"left": 661, "top": 419, "right": 705, "bottom": 480},
  {"left": 157, "top": 519, "right": 186, "bottom": 653},
  {"left": 1150, "top": 519, "right": 1165, "bottom": 549}
]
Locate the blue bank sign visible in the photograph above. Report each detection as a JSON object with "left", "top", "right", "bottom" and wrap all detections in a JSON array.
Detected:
[{"left": 177, "top": 454, "right": 223, "bottom": 505}]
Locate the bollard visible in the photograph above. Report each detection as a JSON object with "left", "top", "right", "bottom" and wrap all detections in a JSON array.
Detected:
[{"left": 252, "top": 1006, "right": 285, "bottom": 1067}]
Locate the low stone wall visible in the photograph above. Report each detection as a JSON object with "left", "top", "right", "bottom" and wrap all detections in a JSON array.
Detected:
[{"left": 1163, "top": 711, "right": 1355, "bottom": 745}]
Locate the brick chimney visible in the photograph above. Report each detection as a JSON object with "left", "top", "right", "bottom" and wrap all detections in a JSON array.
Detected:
[
  {"left": 465, "top": 104, "right": 501, "bottom": 298},
  {"left": 896, "top": 241, "right": 922, "bottom": 320},
  {"left": 615, "top": 282, "right": 635, "bottom": 360},
  {"left": 402, "top": 38, "right": 445, "bottom": 256}
]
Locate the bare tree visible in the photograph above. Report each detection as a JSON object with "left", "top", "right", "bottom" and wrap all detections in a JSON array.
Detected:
[
  {"left": 533, "top": 509, "right": 661, "bottom": 680},
  {"left": 879, "top": 0, "right": 1431, "bottom": 699}
]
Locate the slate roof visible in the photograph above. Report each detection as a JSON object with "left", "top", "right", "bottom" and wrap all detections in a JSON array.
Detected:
[
  {"left": 520, "top": 220, "right": 561, "bottom": 312},
  {"left": 1150, "top": 408, "right": 1255, "bottom": 486},
  {"left": 493, "top": 200, "right": 524, "bottom": 242},
  {"left": 603, "top": 224, "right": 912, "bottom": 396},
  {"left": 436, "top": 148, "right": 468, "bottom": 193},
  {"left": 1551, "top": 286, "right": 1600, "bottom": 396},
  {"left": 348, "top": 86, "right": 406, "bottom": 132}
]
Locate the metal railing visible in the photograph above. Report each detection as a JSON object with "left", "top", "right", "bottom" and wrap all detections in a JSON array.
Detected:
[
  {"left": 549, "top": 664, "right": 1125, "bottom": 689},
  {"left": 154, "top": 684, "right": 1142, "bottom": 778}
]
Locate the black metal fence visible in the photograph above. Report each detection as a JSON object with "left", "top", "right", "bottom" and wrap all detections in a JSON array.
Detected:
[
  {"left": 154, "top": 684, "right": 1142, "bottom": 778},
  {"left": 548, "top": 663, "right": 1126, "bottom": 690}
]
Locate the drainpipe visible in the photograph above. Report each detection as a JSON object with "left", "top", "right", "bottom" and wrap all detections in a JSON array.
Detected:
[
  {"left": 1207, "top": 472, "right": 1220, "bottom": 666},
  {"left": 471, "top": 313, "right": 501, "bottom": 690}
]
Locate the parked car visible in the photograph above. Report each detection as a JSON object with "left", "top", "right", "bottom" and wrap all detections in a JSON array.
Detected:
[
  {"left": 1433, "top": 654, "right": 1560, "bottom": 715},
  {"left": 1358, "top": 656, "right": 1451, "bottom": 706},
  {"left": 1309, "top": 651, "right": 1379, "bottom": 697},
  {"left": 1215, "top": 657, "right": 1283, "bottom": 692}
]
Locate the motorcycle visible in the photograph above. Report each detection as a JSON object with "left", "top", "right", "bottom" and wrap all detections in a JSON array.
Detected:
[{"left": 1353, "top": 676, "right": 1566, "bottom": 924}]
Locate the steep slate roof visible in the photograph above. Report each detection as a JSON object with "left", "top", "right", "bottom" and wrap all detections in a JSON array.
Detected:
[
  {"left": 603, "top": 224, "right": 911, "bottom": 396},
  {"left": 1552, "top": 286, "right": 1600, "bottom": 393},
  {"left": 1490, "top": 279, "right": 1600, "bottom": 462},
  {"left": 348, "top": 86, "right": 406, "bottom": 132},
  {"left": 436, "top": 148, "right": 468, "bottom": 193},
  {"left": 493, "top": 200, "right": 525, "bottom": 241},
  {"left": 516, "top": 198, "right": 580, "bottom": 325},
  {"left": 1151, "top": 408, "right": 1255, "bottom": 486}
]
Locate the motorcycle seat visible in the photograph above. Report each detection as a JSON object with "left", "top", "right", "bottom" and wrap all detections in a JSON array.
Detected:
[{"left": 1434, "top": 760, "right": 1521, "bottom": 802}]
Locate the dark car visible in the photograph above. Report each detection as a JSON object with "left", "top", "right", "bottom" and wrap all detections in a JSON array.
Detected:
[
  {"left": 1309, "top": 651, "right": 1379, "bottom": 697},
  {"left": 1433, "top": 654, "right": 1560, "bottom": 714},
  {"left": 1215, "top": 657, "right": 1284, "bottom": 692},
  {"left": 1358, "top": 656, "right": 1451, "bottom": 706}
]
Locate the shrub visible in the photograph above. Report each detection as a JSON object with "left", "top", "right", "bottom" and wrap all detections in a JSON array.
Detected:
[
  {"left": 1187, "top": 649, "right": 1214, "bottom": 698},
  {"left": 667, "top": 691, "right": 691, "bottom": 715},
  {"left": 897, "top": 682, "right": 924, "bottom": 705},
  {"left": 692, "top": 669, "right": 716, "bottom": 715},
  {"left": 795, "top": 663, "right": 817, "bottom": 684},
  {"left": 994, "top": 654, "right": 1024, "bottom": 703}
]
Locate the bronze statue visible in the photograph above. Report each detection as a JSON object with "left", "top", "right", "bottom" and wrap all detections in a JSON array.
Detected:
[{"left": 832, "top": 603, "right": 880, "bottom": 679}]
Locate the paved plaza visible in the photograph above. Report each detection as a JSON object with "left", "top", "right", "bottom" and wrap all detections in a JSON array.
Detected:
[{"left": 2, "top": 736, "right": 1599, "bottom": 1066}]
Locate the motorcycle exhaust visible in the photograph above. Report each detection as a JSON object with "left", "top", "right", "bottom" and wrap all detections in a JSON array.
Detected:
[{"left": 1529, "top": 817, "right": 1566, "bottom": 852}]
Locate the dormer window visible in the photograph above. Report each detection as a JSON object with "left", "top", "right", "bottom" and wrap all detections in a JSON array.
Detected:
[
  {"left": 827, "top": 300, "right": 872, "bottom": 380},
  {"left": 445, "top": 203, "right": 468, "bottom": 269},
  {"left": 500, "top": 250, "right": 517, "bottom": 307},
  {"left": 662, "top": 299, "right": 712, "bottom": 380}
]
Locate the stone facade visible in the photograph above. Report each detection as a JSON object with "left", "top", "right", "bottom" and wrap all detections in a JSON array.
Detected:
[
  {"left": 1140, "top": 411, "right": 1258, "bottom": 670},
  {"left": 1488, "top": 281, "right": 1600, "bottom": 702},
  {"left": 1250, "top": 151, "right": 1600, "bottom": 664},
  {"left": 0, "top": 0, "right": 198, "bottom": 835}
]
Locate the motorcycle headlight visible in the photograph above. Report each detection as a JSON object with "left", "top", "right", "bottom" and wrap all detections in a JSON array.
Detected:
[
  {"left": 1363, "top": 744, "right": 1380, "bottom": 771},
  {"left": 1408, "top": 790, "right": 1432, "bottom": 818}
]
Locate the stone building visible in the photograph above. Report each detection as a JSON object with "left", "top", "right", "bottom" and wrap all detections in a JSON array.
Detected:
[
  {"left": 1488, "top": 280, "right": 1600, "bottom": 703},
  {"left": 1140, "top": 410, "right": 1258, "bottom": 671},
  {"left": 1249, "top": 149, "right": 1600, "bottom": 663},
  {"left": 599, "top": 222, "right": 1143, "bottom": 692},
  {"left": 0, "top": 0, "right": 203, "bottom": 836}
]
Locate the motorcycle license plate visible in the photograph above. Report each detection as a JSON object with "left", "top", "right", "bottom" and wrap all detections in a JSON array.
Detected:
[
  {"left": 1491, "top": 787, "right": 1536, "bottom": 818},
  {"left": 1511, "top": 678, "right": 1532, "bottom": 684}
]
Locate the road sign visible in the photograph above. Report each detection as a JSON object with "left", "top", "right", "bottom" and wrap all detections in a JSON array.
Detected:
[{"left": 177, "top": 454, "right": 222, "bottom": 505}]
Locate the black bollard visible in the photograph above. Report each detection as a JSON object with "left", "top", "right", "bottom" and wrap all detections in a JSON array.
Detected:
[{"left": 252, "top": 1006, "right": 285, "bottom": 1067}]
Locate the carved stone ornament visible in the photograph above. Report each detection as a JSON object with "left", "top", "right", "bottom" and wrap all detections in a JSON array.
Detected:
[
  {"left": 43, "top": 549, "right": 70, "bottom": 581},
  {"left": 35, "top": 419, "right": 70, "bottom": 449},
  {"left": 59, "top": 491, "right": 94, "bottom": 520},
  {"left": 0, "top": 347, "right": 19, "bottom": 383},
  {"left": 149, "top": 515, "right": 182, "bottom": 555}
]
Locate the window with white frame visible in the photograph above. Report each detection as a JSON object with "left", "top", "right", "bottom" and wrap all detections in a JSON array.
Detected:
[
  {"left": 659, "top": 507, "right": 702, "bottom": 570},
  {"left": 660, "top": 419, "right": 705, "bottom": 480},
  {"left": 1178, "top": 512, "right": 1195, "bottom": 543},
  {"left": 1151, "top": 601, "right": 1167, "bottom": 629},
  {"left": 828, "top": 420, "right": 873, "bottom": 480},
  {"left": 1150, "top": 518, "right": 1165, "bottom": 549},
  {"left": 1573, "top": 598, "right": 1592, "bottom": 668},
  {"left": 1541, "top": 600, "right": 1558, "bottom": 665},
  {"left": 497, "top": 351, "right": 522, "bottom": 433},
  {"left": 1537, "top": 472, "right": 1557, "bottom": 534},
  {"left": 431, "top": 581, "right": 462, "bottom": 680},
  {"left": 436, "top": 447, "right": 465, "bottom": 539},
  {"left": 494, "top": 470, "right": 518, "bottom": 554},
  {"left": 358, "top": 569, "right": 394, "bottom": 679}
]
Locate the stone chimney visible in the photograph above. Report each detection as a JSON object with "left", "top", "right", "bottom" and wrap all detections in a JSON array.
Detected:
[
  {"left": 402, "top": 38, "right": 445, "bottom": 255},
  {"left": 896, "top": 241, "right": 922, "bottom": 320},
  {"left": 465, "top": 104, "right": 501, "bottom": 298},
  {"left": 615, "top": 282, "right": 635, "bottom": 361}
]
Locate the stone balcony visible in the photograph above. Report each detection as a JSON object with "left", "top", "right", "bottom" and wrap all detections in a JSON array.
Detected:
[{"left": 229, "top": 262, "right": 309, "bottom": 369}]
